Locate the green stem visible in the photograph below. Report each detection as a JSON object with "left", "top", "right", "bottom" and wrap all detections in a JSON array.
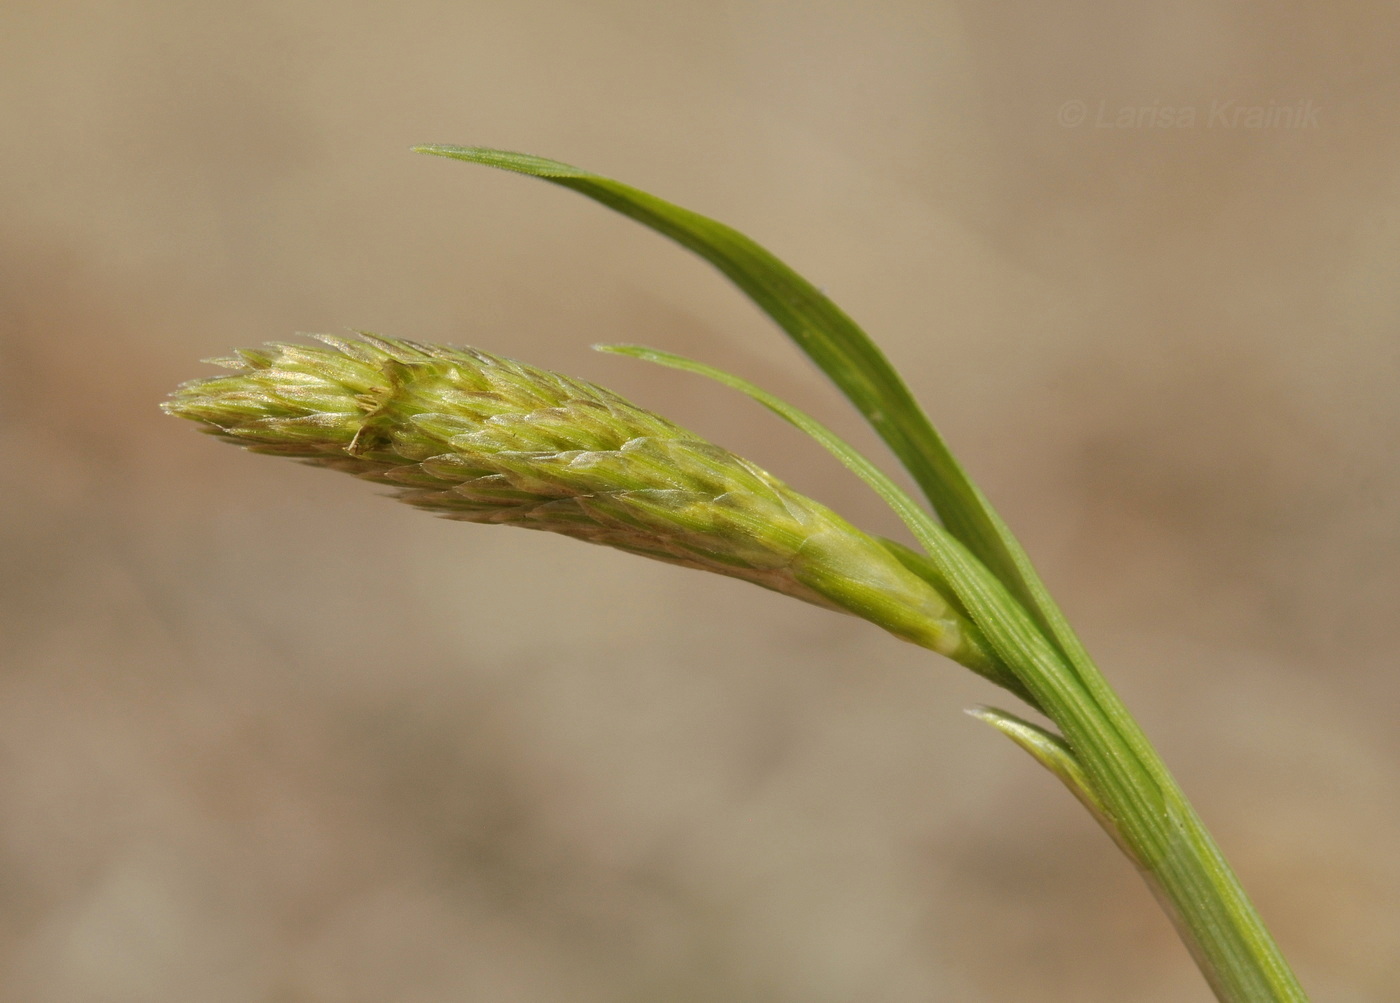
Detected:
[
  {"left": 1026, "top": 665, "right": 1307, "bottom": 1001},
  {"left": 939, "top": 540, "right": 1304, "bottom": 999},
  {"left": 1084, "top": 708, "right": 1305, "bottom": 1001},
  {"left": 410, "top": 144, "right": 1306, "bottom": 1000},
  {"left": 902, "top": 489, "right": 1307, "bottom": 999}
]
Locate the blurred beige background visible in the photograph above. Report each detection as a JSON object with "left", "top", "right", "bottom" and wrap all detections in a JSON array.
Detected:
[{"left": 2, "top": 2, "right": 1398, "bottom": 1000}]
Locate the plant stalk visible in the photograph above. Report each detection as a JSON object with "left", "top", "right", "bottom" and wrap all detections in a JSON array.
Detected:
[
  {"left": 407, "top": 144, "right": 1308, "bottom": 1000},
  {"left": 1020, "top": 656, "right": 1307, "bottom": 1002}
]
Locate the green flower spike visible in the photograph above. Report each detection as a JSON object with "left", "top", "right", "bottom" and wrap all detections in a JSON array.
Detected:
[
  {"left": 163, "top": 333, "right": 1014, "bottom": 687},
  {"left": 164, "top": 145, "right": 1312, "bottom": 1001}
]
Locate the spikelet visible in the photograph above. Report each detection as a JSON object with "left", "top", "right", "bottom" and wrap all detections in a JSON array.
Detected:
[{"left": 164, "top": 334, "right": 998, "bottom": 674}]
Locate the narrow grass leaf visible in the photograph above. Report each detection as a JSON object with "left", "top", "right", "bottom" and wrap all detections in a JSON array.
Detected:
[
  {"left": 411, "top": 148, "right": 1217, "bottom": 926},
  {"left": 599, "top": 342, "right": 1042, "bottom": 709},
  {"left": 412, "top": 144, "right": 1097, "bottom": 684},
  {"left": 596, "top": 346, "right": 1167, "bottom": 856}
]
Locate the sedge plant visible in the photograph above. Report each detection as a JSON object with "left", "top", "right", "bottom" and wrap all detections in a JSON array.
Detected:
[{"left": 163, "top": 146, "right": 1307, "bottom": 1001}]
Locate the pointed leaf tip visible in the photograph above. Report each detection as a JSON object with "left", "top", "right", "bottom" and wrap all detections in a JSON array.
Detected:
[
  {"left": 600, "top": 342, "right": 1042, "bottom": 702},
  {"left": 414, "top": 143, "right": 1099, "bottom": 689},
  {"left": 412, "top": 145, "right": 597, "bottom": 179},
  {"left": 966, "top": 705, "right": 1106, "bottom": 817}
]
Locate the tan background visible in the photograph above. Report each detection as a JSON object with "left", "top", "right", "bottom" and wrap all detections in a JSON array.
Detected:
[{"left": 2, "top": 2, "right": 1398, "bottom": 1000}]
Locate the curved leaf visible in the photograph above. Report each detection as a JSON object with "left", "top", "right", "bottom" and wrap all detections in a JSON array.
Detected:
[
  {"left": 411, "top": 144, "right": 1095, "bottom": 680},
  {"left": 598, "top": 343, "right": 1042, "bottom": 709}
]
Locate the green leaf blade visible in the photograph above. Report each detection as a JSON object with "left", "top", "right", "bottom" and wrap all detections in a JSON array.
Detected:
[
  {"left": 417, "top": 143, "right": 1172, "bottom": 874},
  {"left": 417, "top": 145, "right": 1312, "bottom": 1001},
  {"left": 599, "top": 342, "right": 1047, "bottom": 709},
  {"left": 413, "top": 143, "right": 1098, "bottom": 681}
]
